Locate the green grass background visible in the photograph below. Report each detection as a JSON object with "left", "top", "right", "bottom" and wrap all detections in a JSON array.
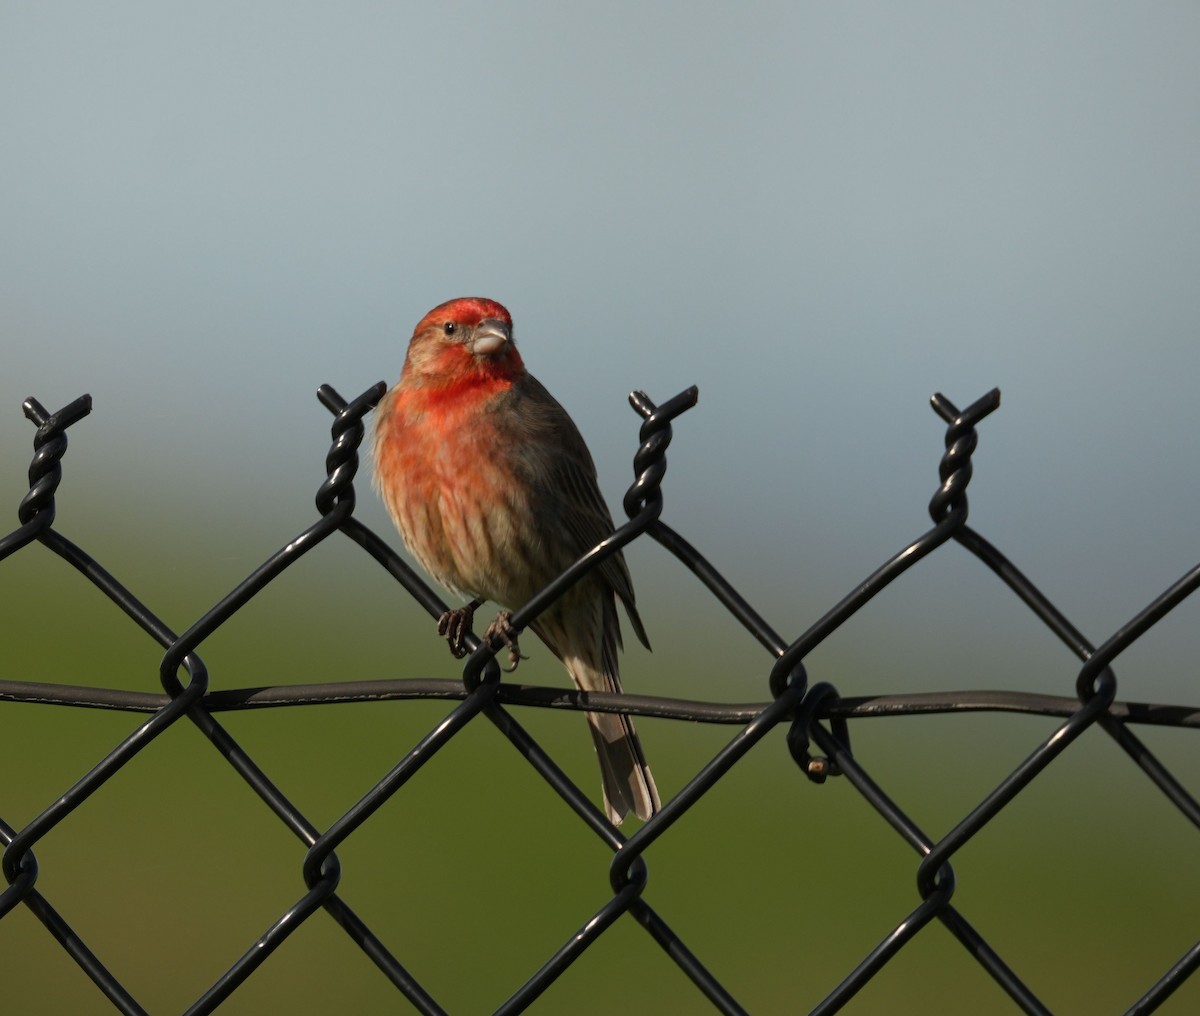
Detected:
[{"left": 2, "top": 503, "right": 1199, "bottom": 1016}]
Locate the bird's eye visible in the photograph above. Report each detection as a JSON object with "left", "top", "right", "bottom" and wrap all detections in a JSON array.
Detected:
[{"left": 443, "top": 322, "right": 457, "bottom": 335}]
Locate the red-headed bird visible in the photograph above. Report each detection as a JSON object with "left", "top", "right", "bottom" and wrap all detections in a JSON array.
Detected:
[{"left": 373, "top": 297, "right": 659, "bottom": 823}]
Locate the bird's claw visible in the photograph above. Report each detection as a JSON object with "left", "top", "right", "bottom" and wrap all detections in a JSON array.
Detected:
[
  {"left": 483, "top": 611, "right": 528, "bottom": 673},
  {"left": 437, "top": 602, "right": 478, "bottom": 659}
]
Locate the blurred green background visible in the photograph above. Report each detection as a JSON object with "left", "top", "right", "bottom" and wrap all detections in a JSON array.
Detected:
[{"left": 3, "top": 2, "right": 1200, "bottom": 1013}]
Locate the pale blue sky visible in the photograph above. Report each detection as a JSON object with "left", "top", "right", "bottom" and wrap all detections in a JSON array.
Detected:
[{"left": 3, "top": 3, "right": 1200, "bottom": 698}]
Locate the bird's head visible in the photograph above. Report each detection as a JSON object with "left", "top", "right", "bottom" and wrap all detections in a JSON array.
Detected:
[{"left": 401, "top": 297, "right": 524, "bottom": 387}]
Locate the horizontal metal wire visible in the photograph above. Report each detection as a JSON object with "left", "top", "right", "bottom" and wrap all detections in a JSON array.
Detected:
[{"left": 2, "top": 677, "right": 1198, "bottom": 729}]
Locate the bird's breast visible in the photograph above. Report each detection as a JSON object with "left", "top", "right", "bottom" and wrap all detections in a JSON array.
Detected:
[{"left": 375, "top": 386, "right": 544, "bottom": 606}]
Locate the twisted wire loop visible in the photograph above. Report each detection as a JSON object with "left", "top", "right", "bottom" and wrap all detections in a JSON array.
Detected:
[
  {"left": 0, "top": 394, "right": 92, "bottom": 559},
  {"left": 927, "top": 388, "right": 1001, "bottom": 524},
  {"left": 315, "top": 381, "right": 386, "bottom": 517},
  {"left": 623, "top": 385, "right": 699, "bottom": 520},
  {"left": 2, "top": 380, "right": 1199, "bottom": 1015}
]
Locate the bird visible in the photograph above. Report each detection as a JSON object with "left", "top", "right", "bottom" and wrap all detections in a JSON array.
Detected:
[{"left": 372, "top": 297, "right": 660, "bottom": 824}]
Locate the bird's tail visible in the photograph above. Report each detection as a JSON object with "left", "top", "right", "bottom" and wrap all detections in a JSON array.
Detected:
[
  {"left": 559, "top": 649, "right": 658, "bottom": 823},
  {"left": 585, "top": 707, "right": 660, "bottom": 824}
]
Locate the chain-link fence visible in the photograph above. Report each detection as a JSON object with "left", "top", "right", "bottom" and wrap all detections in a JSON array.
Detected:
[{"left": 1, "top": 382, "right": 1198, "bottom": 1015}]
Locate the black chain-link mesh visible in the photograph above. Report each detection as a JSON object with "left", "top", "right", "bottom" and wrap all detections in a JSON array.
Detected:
[{"left": 2, "top": 382, "right": 1198, "bottom": 1014}]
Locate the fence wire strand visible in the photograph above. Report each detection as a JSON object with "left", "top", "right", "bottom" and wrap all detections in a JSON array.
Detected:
[{"left": 1, "top": 381, "right": 1198, "bottom": 1014}]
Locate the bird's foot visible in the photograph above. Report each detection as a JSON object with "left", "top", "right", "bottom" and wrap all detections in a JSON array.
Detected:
[
  {"left": 437, "top": 598, "right": 483, "bottom": 659},
  {"left": 483, "top": 611, "right": 528, "bottom": 673}
]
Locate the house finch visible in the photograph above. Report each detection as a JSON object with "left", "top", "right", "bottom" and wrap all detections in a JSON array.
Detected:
[{"left": 373, "top": 297, "right": 660, "bottom": 824}]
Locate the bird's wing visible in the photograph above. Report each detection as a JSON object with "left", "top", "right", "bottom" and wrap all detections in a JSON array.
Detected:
[{"left": 510, "top": 375, "right": 652, "bottom": 651}]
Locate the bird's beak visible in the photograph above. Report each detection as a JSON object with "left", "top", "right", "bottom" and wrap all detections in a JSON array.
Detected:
[{"left": 471, "top": 319, "right": 511, "bottom": 356}]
